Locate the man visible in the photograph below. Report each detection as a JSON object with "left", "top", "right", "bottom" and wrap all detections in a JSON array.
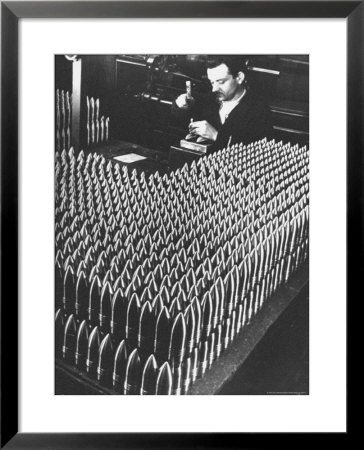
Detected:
[{"left": 174, "top": 56, "right": 273, "bottom": 152}]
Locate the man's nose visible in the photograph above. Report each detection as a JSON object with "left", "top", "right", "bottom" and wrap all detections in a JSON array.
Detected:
[{"left": 211, "top": 83, "right": 219, "bottom": 92}]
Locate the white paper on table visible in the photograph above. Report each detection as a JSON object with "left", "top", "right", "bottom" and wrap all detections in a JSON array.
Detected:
[{"left": 113, "top": 153, "right": 147, "bottom": 163}]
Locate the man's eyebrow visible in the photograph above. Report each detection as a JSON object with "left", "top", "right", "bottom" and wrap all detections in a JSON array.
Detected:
[{"left": 210, "top": 77, "right": 227, "bottom": 83}]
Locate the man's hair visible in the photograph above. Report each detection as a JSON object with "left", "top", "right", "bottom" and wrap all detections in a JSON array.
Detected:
[{"left": 206, "top": 55, "right": 248, "bottom": 78}]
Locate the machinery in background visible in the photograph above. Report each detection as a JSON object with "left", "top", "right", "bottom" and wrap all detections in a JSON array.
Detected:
[
  {"left": 55, "top": 54, "right": 309, "bottom": 153},
  {"left": 112, "top": 55, "right": 211, "bottom": 151}
]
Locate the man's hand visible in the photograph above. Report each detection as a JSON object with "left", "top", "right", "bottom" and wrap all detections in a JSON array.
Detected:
[
  {"left": 175, "top": 93, "right": 195, "bottom": 109},
  {"left": 189, "top": 120, "right": 218, "bottom": 141}
]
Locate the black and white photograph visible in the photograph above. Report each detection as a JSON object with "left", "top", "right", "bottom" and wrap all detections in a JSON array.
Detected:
[
  {"left": 54, "top": 54, "right": 309, "bottom": 396},
  {"left": 0, "top": 0, "right": 355, "bottom": 444}
]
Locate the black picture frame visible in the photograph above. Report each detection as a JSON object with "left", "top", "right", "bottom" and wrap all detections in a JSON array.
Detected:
[{"left": 1, "top": 1, "right": 357, "bottom": 448}]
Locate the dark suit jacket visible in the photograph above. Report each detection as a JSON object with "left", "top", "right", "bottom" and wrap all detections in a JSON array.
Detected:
[{"left": 172, "top": 89, "right": 273, "bottom": 153}]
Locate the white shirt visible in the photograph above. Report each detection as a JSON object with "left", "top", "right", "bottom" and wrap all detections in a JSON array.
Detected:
[{"left": 219, "top": 89, "right": 246, "bottom": 124}]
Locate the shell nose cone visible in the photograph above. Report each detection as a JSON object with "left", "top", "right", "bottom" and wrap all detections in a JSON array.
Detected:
[
  {"left": 156, "top": 361, "right": 173, "bottom": 395},
  {"left": 112, "top": 340, "right": 128, "bottom": 392},
  {"left": 124, "top": 348, "right": 142, "bottom": 395},
  {"left": 140, "top": 354, "right": 158, "bottom": 395}
]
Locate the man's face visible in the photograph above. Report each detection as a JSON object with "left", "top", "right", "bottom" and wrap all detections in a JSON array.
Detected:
[{"left": 207, "top": 63, "right": 245, "bottom": 102}]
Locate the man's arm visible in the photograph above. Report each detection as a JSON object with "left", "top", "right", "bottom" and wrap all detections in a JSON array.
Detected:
[
  {"left": 170, "top": 93, "right": 196, "bottom": 127},
  {"left": 171, "top": 90, "right": 219, "bottom": 141}
]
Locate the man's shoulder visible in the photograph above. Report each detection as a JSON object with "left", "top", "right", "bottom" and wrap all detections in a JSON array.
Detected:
[
  {"left": 245, "top": 90, "right": 269, "bottom": 108},
  {"left": 238, "top": 91, "right": 270, "bottom": 120}
]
